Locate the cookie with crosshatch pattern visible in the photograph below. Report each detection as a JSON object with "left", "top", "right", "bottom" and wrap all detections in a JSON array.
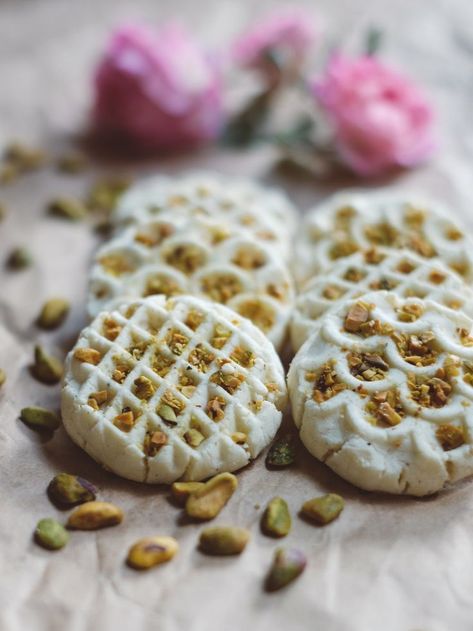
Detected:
[
  {"left": 62, "top": 295, "right": 287, "bottom": 483},
  {"left": 88, "top": 214, "right": 295, "bottom": 350},
  {"left": 288, "top": 290, "right": 473, "bottom": 496},
  {"left": 113, "top": 170, "right": 298, "bottom": 261},
  {"left": 293, "top": 190, "right": 473, "bottom": 288},
  {"left": 290, "top": 249, "right": 473, "bottom": 351}
]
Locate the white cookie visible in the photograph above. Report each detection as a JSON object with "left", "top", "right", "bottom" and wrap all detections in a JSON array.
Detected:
[
  {"left": 114, "top": 170, "right": 299, "bottom": 260},
  {"left": 62, "top": 295, "right": 287, "bottom": 484},
  {"left": 88, "top": 215, "right": 295, "bottom": 350},
  {"left": 293, "top": 190, "right": 473, "bottom": 287},
  {"left": 288, "top": 291, "right": 473, "bottom": 496},
  {"left": 291, "top": 249, "right": 473, "bottom": 351}
]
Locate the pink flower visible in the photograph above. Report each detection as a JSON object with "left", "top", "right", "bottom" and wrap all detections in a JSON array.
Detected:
[
  {"left": 313, "top": 54, "right": 436, "bottom": 176},
  {"left": 92, "top": 23, "right": 224, "bottom": 152},
  {"left": 232, "top": 9, "right": 316, "bottom": 78}
]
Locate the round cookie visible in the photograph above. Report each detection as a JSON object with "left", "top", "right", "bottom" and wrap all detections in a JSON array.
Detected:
[
  {"left": 291, "top": 249, "right": 473, "bottom": 351},
  {"left": 114, "top": 170, "right": 299, "bottom": 261},
  {"left": 293, "top": 190, "right": 473, "bottom": 287},
  {"left": 62, "top": 295, "right": 287, "bottom": 484},
  {"left": 288, "top": 291, "right": 473, "bottom": 496},
  {"left": 88, "top": 215, "right": 295, "bottom": 350}
]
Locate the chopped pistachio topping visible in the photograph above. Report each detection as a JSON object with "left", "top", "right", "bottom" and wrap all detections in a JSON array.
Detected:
[
  {"left": 87, "top": 390, "right": 109, "bottom": 410},
  {"left": 445, "top": 226, "right": 463, "bottom": 241},
  {"left": 144, "top": 430, "right": 168, "bottom": 456},
  {"left": 364, "top": 222, "right": 399, "bottom": 246},
  {"left": 99, "top": 253, "right": 136, "bottom": 276},
  {"left": 322, "top": 284, "right": 346, "bottom": 300},
  {"left": 165, "top": 244, "right": 206, "bottom": 274},
  {"left": 306, "top": 361, "right": 347, "bottom": 403},
  {"left": 231, "top": 432, "right": 247, "bottom": 444},
  {"left": 369, "top": 277, "right": 399, "bottom": 291},
  {"left": 210, "top": 368, "right": 244, "bottom": 394},
  {"left": 391, "top": 331, "right": 438, "bottom": 366},
  {"left": 428, "top": 270, "right": 446, "bottom": 284},
  {"left": 113, "top": 408, "right": 136, "bottom": 431},
  {"left": 329, "top": 239, "right": 359, "bottom": 260},
  {"left": 236, "top": 299, "right": 275, "bottom": 332},
  {"left": 184, "top": 428, "right": 205, "bottom": 448},
  {"left": 74, "top": 347, "right": 102, "bottom": 365},
  {"left": 230, "top": 346, "right": 255, "bottom": 368},
  {"left": 184, "top": 309, "right": 205, "bottom": 331},
  {"left": 232, "top": 247, "right": 266, "bottom": 270},
  {"left": 408, "top": 367, "right": 453, "bottom": 408},
  {"left": 366, "top": 390, "right": 404, "bottom": 426},
  {"left": 112, "top": 357, "right": 133, "bottom": 383},
  {"left": 347, "top": 352, "right": 389, "bottom": 381},
  {"left": 397, "top": 302, "right": 424, "bottom": 322},
  {"left": 144, "top": 274, "right": 183, "bottom": 298},
  {"left": 206, "top": 395, "right": 227, "bottom": 421},
  {"left": 201, "top": 273, "right": 242, "bottom": 303},
  {"left": 210, "top": 324, "right": 232, "bottom": 349},
  {"left": 134, "top": 223, "right": 173, "bottom": 247},
  {"left": 166, "top": 329, "right": 189, "bottom": 355},
  {"left": 151, "top": 349, "right": 175, "bottom": 377},
  {"left": 364, "top": 248, "right": 386, "bottom": 265},
  {"left": 397, "top": 259, "right": 416, "bottom": 274},
  {"left": 343, "top": 267, "right": 366, "bottom": 283},
  {"left": 436, "top": 423, "right": 465, "bottom": 451},
  {"left": 102, "top": 317, "right": 122, "bottom": 341},
  {"left": 133, "top": 376, "right": 156, "bottom": 401},
  {"left": 458, "top": 328, "right": 473, "bottom": 347},
  {"left": 188, "top": 344, "right": 215, "bottom": 372}
]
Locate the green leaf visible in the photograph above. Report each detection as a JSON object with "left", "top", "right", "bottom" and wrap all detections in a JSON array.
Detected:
[
  {"left": 221, "top": 89, "right": 275, "bottom": 148},
  {"left": 365, "top": 27, "right": 383, "bottom": 56}
]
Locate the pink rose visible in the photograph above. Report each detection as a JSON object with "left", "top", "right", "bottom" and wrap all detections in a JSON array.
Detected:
[
  {"left": 313, "top": 54, "right": 436, "bottom": 176},
  {"left": 232, "top": 9, "right": 316, "bottom": 79},
  {"left": 92, "top": 23, "right": 224, "bottom": 152}
]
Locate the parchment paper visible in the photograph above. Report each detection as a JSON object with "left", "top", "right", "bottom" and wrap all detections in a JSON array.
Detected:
[{"left": 1, "top": 1, "right": 473, "bottom": 630}]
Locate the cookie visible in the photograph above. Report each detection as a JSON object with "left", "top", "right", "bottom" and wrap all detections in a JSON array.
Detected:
[
  {"left": 88, "top": 215, "right": 295, "bottom": 350},
  {"left": 288, "top": 290, "right": 473, "bottom": 496},
  {"left": 291, "top": 249, "right": 473, "bottom": 351},
  {"left": 293, "top": 190, "right": 473, "bottom": 287},
  {"left": 114, "top": 171, "right": 298, "bottom": 260},
  {"left": 62, "top": 295, "right": 287, "bottom": 484}
]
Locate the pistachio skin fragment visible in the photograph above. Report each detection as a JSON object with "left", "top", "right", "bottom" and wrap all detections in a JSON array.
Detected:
[
  {"left": 301, "top": 493, "right": 345, "bottom": 525},
  {"left": 31, "top": 345, "right": 63, "bottom": 385},
  {"left": 199, "top": 526, "right": 250, "bottom": 556},
  {"left": 20, "top": 406, "right": 60, "bottom": 432},
  {"left": 185, "top": 472, "right": 238, "bottom": 521},
  {"left": 266, "top": 434, "right": 296, "bottom": 468},
  {"left": 127, "top": 536, "right": 179, "bottom": 570},
  {"left": 265, "top": 548, "right": 307, "bottom": 592},
  {"left": 261, "top": 497, "right": 291, "bottom": 538},
  {"left": 47, "top": 473, "right": 97, "bottom": 506},
  {"left": 35, "top": 518, "right": 69, "bottom": 550},
  {"left": 67, "top": 501, "right": 123, "bottom": 530},
  {"left": 171, "top": 481, "right": 205, "bottom": 506},
  {"left": 37, "top": 298, "right": 70, "bottom": 330}
]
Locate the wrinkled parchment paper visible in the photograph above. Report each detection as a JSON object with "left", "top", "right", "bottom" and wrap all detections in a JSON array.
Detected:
[{"left": 2, "top": 1, "right": 473, "bottom": 630}]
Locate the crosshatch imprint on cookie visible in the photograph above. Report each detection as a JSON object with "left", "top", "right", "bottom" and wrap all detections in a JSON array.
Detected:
[
  {"left": 288, "top": 290, "right": 473, "bottom": 496},
  {"left": 62, "top": 295, "right": 287, "bottom": 484}
]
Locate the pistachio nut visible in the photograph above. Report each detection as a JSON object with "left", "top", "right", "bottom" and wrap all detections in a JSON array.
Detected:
[
  {"left": 47, "top": 473, "right": 97, "bottom": 506},
  {"left": 261, "top": 497, "right": 291, "bottom": 538},
  {"left": 171, "top": 481, "right": 205, "bottom": 506},
  {"left": 67, "top": 501, "right": 123, "bottom": 530},
  {"left": 6, "top": 247, "right": 32, "bottom": 270},
  {"left": 185, "top": 472, "right": 238, "bottom": 521},
  {"left": 35, "top": 518, "right": 69, "bottom": 550},
  {"left": 56, "top": 150, "right": 87, "bottom": 174},
  {"left": 37, "top": 298, "right": 70, "bottom": 330},
  {"left": 301, "top": 493, "right": 345, "bottom": 525},
  {"left": 265, "top": 547, "right": 307, "bottom": 592},
  {"left": 199, "top": 526, "right": 250, "bottom": 555},
  {"left": 0, "top": 369, "right": 6, "bottom": 387},
  {"left": 31, "top": 345, "right": 63, "bottom": 384},
  {"left": 266, "top": 434, "right": 296, "bottom": 468},
  {"left": 127, "top": 536, "right": 178, "bottom": 570},
  {"left": 48, "top": 196, "right": 88, "bottom": 221},
  {"left": 20, "top": 406, "right": 60, "bottom": 432}
]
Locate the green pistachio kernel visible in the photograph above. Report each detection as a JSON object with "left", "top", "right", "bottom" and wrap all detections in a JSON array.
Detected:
[
  {"left": 31, "top": 345, "right": 63, "bottom": 384},
  {"left": 301, "top": 493, "right": 345, "bottom": 525},
  {"left": 265, "top": 547, "right": 307, "bottom": 592},
  {"left": 199, "top": 526, "right": 250, "bottom": 555},
  {"left": 6, "top": 247, "right": 32, "bottom": 270},
  {"left": 35, "top": 518, "right": 69, "bottom": 550},
  {"left": 261, "top": 497, "right": 291, "bottom": 538},
  {"left": 37, "top": 298, "right": 70, "bottom": 330},
  {"left": 47, "top": 473, "right": 97, "bottom": 506},
  {"left": 20, "top": 406, "right": 60, "bottom": 432}
]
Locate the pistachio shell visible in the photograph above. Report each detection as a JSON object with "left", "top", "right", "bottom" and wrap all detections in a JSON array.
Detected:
[
  {"left": 37, "top": 298, "right": 70, "bottom": 330},
  {"left": 31, "top": 345, "right": 63, "bottom": 384},
  {"left": 265, "top": 547, "right": 307, "bottom": 591},
  {"left": 199, "top": 526, "right": 250, "bottom": 555},
  {"left": 171, "top": 481, "right": 205, "bottom": 506},
  {"left": 20, "top": 406, "right": 60, "bottom": 432},
  {"left": 47, "top": 473, "right": 97, "bottom": 506},
  {"left": 127, "top": 536, "right": 178, "bottom": 570},
  {"left": 301, "top": 493, "right": 345, "bottom": 525},
  {"left": 261, "top": 497, "right": 291, "bottom": 538},
  {"left": 35, "top": 518, "right": 69, "bottom": 550},
  {"left": 185, "top": 472, "right": 238, "bottom": 521},
  {"left": 67, "top": 501, "right": 123, "bottom": 530}
]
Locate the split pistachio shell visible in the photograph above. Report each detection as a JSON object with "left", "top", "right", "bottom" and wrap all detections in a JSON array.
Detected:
[
  {"left": 301, "top": 493, "right": 345, "bottom": 525},
  {"left": 261, "top": 497, "right": 291, "bottom": 538},
  {"left": 48, "top": 473, "right": 97, "bottom": 506},
  {"left": 31, "top": 345, "right": 63, "bottom": 384},
  {"left": 185, "top": 472, "right": 238, "bottom": 521},
  {"left": 199, "top": 526, "right": 250, "bottom": 555},
  {"left": 265, "top": 547, "right": 307, "bottom": 592},
  {"left": 171, "top": 481, "right": 205, "bottom": 506},
  {"left": 266, "top": 434, "right": 296, "bottom": 468},
  {"left": 20, "top": 406, "right": 60, "bottom": 432},
  {"left": 67, "top": 501, "right": 123, "bottom": 530},
  {"left": 127, "top": 536, "right": 179, "bottom": 569},
  {"left": 35, "top": 518, "right": 69, "bottom": 550},
  {"left": 37, "top": 298, "right": 70, "bottom": 330}
]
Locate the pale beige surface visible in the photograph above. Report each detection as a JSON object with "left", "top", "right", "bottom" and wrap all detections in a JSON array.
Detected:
[{"left": 1, "top": 1, "right": 473, "bottom": 630}]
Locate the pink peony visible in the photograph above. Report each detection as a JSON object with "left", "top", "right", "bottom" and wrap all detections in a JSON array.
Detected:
[
  {"left": 232, "top": 9, "right": 316, "bottom": 76},
  {"left": 92, "top": 23, "right": 224, "bottom": 152},
  {"left": 313, "top": 54, "right": 436, "bottom": 176}
]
